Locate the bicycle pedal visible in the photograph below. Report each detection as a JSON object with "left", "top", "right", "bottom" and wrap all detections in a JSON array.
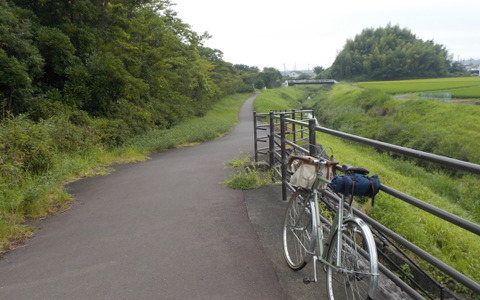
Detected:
[{"left": 303, "top": 277, "right": 313, "bottom": 284}]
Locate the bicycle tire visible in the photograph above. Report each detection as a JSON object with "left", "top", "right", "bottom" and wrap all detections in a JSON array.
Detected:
[
  {"left": 282, "top": 189, "right": 314, "bottom": 270},
  {"left": 326, "top": 218, "right": 378, "bottom": 300}
]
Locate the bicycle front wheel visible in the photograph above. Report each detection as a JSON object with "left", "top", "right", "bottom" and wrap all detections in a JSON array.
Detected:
[
  {"left": 282, "top": 189, "right": 313, "bottom": 270},
  {"left": 326, "top": 219, "right": 378, "bottom": 300}
]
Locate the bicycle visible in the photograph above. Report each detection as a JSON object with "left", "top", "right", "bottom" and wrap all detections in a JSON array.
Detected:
[{"left": 283, "top": 153, "right": 379, "bottom": 300}]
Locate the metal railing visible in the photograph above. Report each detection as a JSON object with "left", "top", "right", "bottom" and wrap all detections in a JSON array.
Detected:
[{"left": 253, "top": 110, "right": 480, "bottom": 299}]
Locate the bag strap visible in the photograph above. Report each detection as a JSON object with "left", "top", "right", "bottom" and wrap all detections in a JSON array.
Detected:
[
  {"left": 342, "top": 174, "right": 355, "bottom": 206},
  {"left": 369, "top": 176, "right": 380, "bottom": 206}
]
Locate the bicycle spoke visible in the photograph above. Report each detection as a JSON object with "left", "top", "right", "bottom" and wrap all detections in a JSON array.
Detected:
[
  {"left": 283, "top": 190, "right": 313, "bottom": 270},
  {"left": 327, "top": 220, "right": 378, "bottom": 300}
]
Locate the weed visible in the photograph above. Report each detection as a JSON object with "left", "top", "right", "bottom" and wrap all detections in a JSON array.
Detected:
[{"left": 223, "top": 156, "right": 273, "bottom": 190}]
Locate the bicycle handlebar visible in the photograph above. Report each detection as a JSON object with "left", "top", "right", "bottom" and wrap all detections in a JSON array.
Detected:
[{"left": 287, "top": 155, "right": 339, "bottom": 175}]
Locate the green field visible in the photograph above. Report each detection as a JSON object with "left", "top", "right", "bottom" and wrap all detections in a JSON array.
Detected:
[{"left": 358, "top": 77, "right": 480, "bottom": 99}]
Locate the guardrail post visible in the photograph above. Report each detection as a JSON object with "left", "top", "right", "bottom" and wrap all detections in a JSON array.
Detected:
[
  {"left": 253, "top": 111, "right": 258, "bottom": 162},
  {"left": 292, "top": 109, "right": 296, "bottom": 144},
  {"left": 280, "top": 113, "right": 287, "bottom": 201},
  {"left": 268, "top": 111, "right": 275, "bottom": 168},
  {"left": 308, "top": 118, "right": 317, "bottom": 157}
]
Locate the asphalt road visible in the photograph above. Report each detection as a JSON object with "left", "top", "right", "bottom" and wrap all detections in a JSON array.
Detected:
[{"left": 0, "top": 93, "right": 297, "bottom": 300}]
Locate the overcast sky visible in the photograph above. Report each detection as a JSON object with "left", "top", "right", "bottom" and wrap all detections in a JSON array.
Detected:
[{"left": 171, "top": 0, "right": 480, "bottom": 71}]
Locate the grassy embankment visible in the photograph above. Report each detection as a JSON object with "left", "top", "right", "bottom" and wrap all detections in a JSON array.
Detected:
[
  {"left": 0, "top": 93, "right": 251, "bottom": 253},
  {"left": 253, "top": 85, "right": 480, "bottom": 295}
]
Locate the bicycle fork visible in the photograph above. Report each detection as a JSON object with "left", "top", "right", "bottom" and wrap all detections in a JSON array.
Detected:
[{"left": 303, "top": 194, "right": 326, "bottom": 284}]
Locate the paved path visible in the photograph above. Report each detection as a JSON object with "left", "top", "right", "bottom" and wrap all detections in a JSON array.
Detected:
[{"left": 0, "top": 93, "right": 288, "bottom": 299}]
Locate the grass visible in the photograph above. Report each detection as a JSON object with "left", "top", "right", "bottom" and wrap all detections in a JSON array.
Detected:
[
  {"left": 317, "top": 133, "right": 480, "bottom": 292},
  {"left": 253, "top": 86, "right": 314, "bottom": 112},
  {"left": 222, "top": 156, "right": 273, "bottom": 190},
  {"left": 119, "top": 93, "right": 250, "bottom": 155},
  {"left": 358, "top": 77, "right": 480, "bottom": 98},
  {"left": 0, "top": 92, "right": 252, "bottom": 253},
  {"left": 313, "top": 83, "right": 480, "bottom": 165},
  {"left": 436, "top": 86, "right": 480, "bottom": 99},
  {"left": 254, "top": 85, "right": 480, "bottom": 295}
]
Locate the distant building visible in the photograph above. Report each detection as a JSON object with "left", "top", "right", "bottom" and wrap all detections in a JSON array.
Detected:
[
  {"left": 288, "top": 71, "right": 302, "bottom": 79},
  {"left": 465, "top": 64, "right": 480, "bottom": 76},
  {"left": 288, "top": 71, "right": 315, "bottom": 79}
]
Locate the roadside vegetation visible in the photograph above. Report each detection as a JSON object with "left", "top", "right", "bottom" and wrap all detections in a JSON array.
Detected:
[
  {"left": 222, "top": 156, "right": 273, "bottom": 190},
  {"left": 253, "top": 84, "right": 480, "bottom": 297},
  {"left": 0, "top": 92, "right": 250, "bottom": 253}
]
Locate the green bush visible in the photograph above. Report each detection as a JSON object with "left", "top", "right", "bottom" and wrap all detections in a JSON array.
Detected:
[
  {"left": 44, "top": 114, "right": 97, "bottom": 153},
  {"left": 108, "top": 100, "right": 154, "bottom": 135},
  {"left": 27, "top": 97, "right": 70, "bottom": 121},
  {"left": 92, "top": 118, "right": 133, "bottom": 148},
  {"left": 0, "top": 116, "right": 54, "bottom": 175}
]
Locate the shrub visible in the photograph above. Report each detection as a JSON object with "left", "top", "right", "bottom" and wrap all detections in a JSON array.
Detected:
[
  {"left": 0, "top": 116, "right": 54, "bottom": 175},
  {"left": 91, "top": 118, "right": 133, "bottom": 148},
  {"left": 44, "top": 114, "right": 97, "bottom": 153}
]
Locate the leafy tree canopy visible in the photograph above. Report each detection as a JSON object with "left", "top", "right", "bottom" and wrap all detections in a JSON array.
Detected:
[
  {"left": 0, "top": 0, "right": 271, "bottom": 126},
  {"left": 330, "top": 24, "right": 466, "bottom": 81}
]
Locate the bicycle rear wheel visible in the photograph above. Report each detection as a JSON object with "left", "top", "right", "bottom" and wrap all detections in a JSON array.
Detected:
[
  {"left": 326, "top": 219, "right": 378, "bottom": 300},
  {"left": 282, "top": 190, "right": 313, "bottom": 270}
]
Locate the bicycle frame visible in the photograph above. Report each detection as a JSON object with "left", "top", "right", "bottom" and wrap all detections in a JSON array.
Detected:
[
  {"left": 304, "top": 164, "right": 356, "bottom": 283},
  {"left": 284, "top": 154, "right": 379, "bottom": 299}
]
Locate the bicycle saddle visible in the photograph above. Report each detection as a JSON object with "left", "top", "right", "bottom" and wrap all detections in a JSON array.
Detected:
[{"left": 342, "top": 164, "right": 370, "bottom": 175}]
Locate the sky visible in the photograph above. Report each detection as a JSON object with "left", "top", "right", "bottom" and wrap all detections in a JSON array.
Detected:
[{"left": 171, "top": 0, "right": 480, "bottom": 71}]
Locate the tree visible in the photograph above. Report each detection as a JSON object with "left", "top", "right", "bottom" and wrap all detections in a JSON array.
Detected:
[
  {"left": 0, "top": 0, "right": 44, "bottom": 116},
  {"left": 258, "top": 67, "right": 283, "bottom": 89},
  {"left": 297, "top": 73, "right": 312, "bottom": 80},
  {"left": 330, "top": 24, "right": 453, "bottom": 81},
  {"left": 234, "top": 64, "right": 259, "bottom": 91},
  {"left": 2, "top": 0, "right": 255, "bottom": 127},
  {"left": 313, "top": 66, "right": 325, "bottom": 78}
]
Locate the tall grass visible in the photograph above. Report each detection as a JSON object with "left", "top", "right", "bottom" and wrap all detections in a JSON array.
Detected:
[
  {"left": 254, "top": 85, "right": 480, "bottom": 294},
  {"left": 313, "top": 84, "right": 480, "bottom": 165},
  {"left": 316, "top": 133, "right": 480, "bottom": 293},
  {"left": 0, "top": 93, "right": 251, "bottom": 253}
]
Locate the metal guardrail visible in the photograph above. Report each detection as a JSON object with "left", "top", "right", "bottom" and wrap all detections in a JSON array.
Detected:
[{"left": 253, "top": 110, "right": 480, "bottom": 299}]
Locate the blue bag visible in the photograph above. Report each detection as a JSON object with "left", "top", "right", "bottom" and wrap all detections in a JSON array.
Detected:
[{"left": 329, "top": 173, "right": 381, "bottom": 202}]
